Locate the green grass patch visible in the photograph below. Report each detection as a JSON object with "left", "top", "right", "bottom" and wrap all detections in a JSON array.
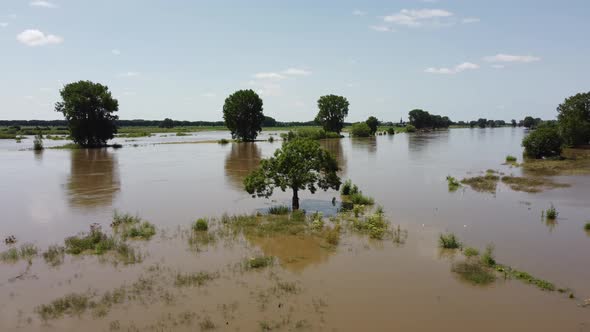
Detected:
[
  {"left": 439, "top": 233, "right": 461, "bottom": 249},
  {"left": 42, "top": 245, "right": 65, "bottom": 267},
  {"left": 37, "top": 293, "right": 92, "bottom": 320},
  {"left": 505, "top": 155, "right": 517, "bottom": 163},
  {"left": 193, "top": 218, "right": 209, "bottom": 231},
  {"left": 463, "top": 247, "right": 479, "bottom": 257},
  {"left": 0, "top": 243, "right": 38, "bottom": 263},
  {"left": 495, "top": 265, "right": 556, "bottom": 291},
  {"left": 446, "top": 176, "right": 460, "bottom": 192},
  {"left": 111, "top": 212, "right": 156, "bottom": 240},
  {"left": 452, "top": 260, "right": 497, "bottom": 285},
  {"left": 501, "top": 176, "right": 569, "bottom": 193},
  {"left": 545, "top": 205, "right": 558, "bottom": 220},
  {"left": 175, "top": 271, "right": 217, "bottom": 287},
  {"left": 245, "top": 256, "right": 274, "bottom": 269},
  {"left": 461, "top": 174, "right": 500, "bottom": 193},
  {"left": 267, "top": 205, "right": 290, "bottom": 215}
]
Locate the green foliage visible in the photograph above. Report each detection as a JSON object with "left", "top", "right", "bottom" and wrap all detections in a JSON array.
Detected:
[
  {"left": 481, "top": 244, "right": 496, "bottom": 267},
  {"left": 452, "top": 261, "right": 497, "bottom": 285},
  {"left": 405, "top": 124, "right": 416, "bottom": 133},
  {"left": 446, "top": 176, "right": 460, "bottom": 192},
  {"left": 222, "top": 89, "right": 265, "bottom": 141},
  {"left": 557, "top": 91, "right": 590, "bottom": 146},
  {"left": 281, "top": 128, "right": 341, "bottom": 141},
  {"left": 505, "top": 155, "right": 517, "bottom": 163},
  {"left": 496, "top": 265, "right": 556, "bottom": 291},
  {"left": 244, "top": 138, "right": 341, "bottom": 210},
  {"left": 461, "top": 174, "right": 500, "bottom": 193},
  {"left": 340, "top": 179, "right": 359, "bottom": 196},
  {"left": 193, "top": 218, "right": 209, "bottom": 231},
  {"left": 463, "top": 247, "right": 480, "bottom": 257},
  {"left": 218, "top": 138, "right": 230, "bottom": 144},
  {"left": 408, "top": 109, "right": 451, "bottom": 129},
  {"left": 55, "top": 81, "right": 119, "bottom": 147},
  {"left": 523, "top": 116, "right": 536, "bottom": 128},
  {"left": 33, "top": 133, "right": 44, "bottom": 151},
  {"left": 350, "top": 122, "right": 372, "bottom": 137},
  {"left": 65, "top": 225, "right": 115, "bottom": 255},
  {"left": 348, "top": 192, "right": 374, "bottom": 205},
  {"left": 111, "top": 211, "right": 142, "bottom": 227},
  {"left": 522, "top": 124, "right": 563, "bottom": 159},
  {"left": 439, "top": 233, "right": 461, "bottom": 249},
  {"left": 386, "top": 127, "right": 395, "bottom": 135},
  {"left": 42, "top": 245, "right": 66, "bottom": 267},
  {"left": 37, "top": 293, "right": 91, "bottom": 320},
  {"left": 315, "top": 94, "right": 349, "bottom": 134},
  {"left": 545, "top": 205, "right": 558, "bottom": 220},
  {"left": 267, "top": 205, "right": 290, "bottom": 215},
  {"left": 159, "top": 118, "right": 175, "bottom": 128},
  {"left": 0, "top": 243, "right": 38, "bottom": 263},
  {"left": 121, "top": 222, "right": 156, "bottom": 240},
  {"left": 585, "top": 223, "right": 590, "bottom": 231},
  {"left": 246, "top": 256, "right": 274, "bottom": 269},
  {"left": 365, "top": 116, "right": 379, "bottom": 135},
  {"left": 351, "top": 211, "right": 389, "bottom": 240},
  {"left": 175, "top": 271, "right": 217, "bottom": 287}
]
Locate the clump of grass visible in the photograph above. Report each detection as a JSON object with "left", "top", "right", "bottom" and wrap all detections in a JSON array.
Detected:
[
  {"left": 446, "top": 176, "right": 460, "bottom": 192},
  {"left": 111, "top": 211, "right": 142, "bottom": 227},
  {"left": 121, "top": 221, "right": 156, "bottom": 240},
  {"left": 0, "top": 243, "right": 38, "bottom": 263},
  {"left": 36, "top": 293, "right": 91, "bottom": 320},
  {"left": 501, "top": 176, "right": 569, "bottom": 193},
  {"left": 114, "top": 242, "right": 142, "bottom": 265},
  {"left": 175, "top": 271, "right": 217, "bottom": 287},
  {"left": 496, "top": 265, "right": 556, "bottom": 291},
  {"left": 275, "top": 281, "right": 299, "bottom": 294},
  {"left": 461, "top": 174, "right": 500, "bottom": 193},
  {"left": 193, "top": 218, "right": 209, "bottom": 231},
  {"left": 65, "top": 224, "right": 116, "bottom": 255},
  {"left": 352, "top": 211, "right": 389, "bottom": 239},
  {"left": 325, "top": 225, "right": 340, "bottom": 246},
  {"left": 480, "top": 244, "right": 496, "bottom": 267},
  {"left": 505, "top": 155, "right": 517, "bottom": 163},
  {"left": 452, "top": 261, "right": 497, "bottom": 285},
  {"left": 42, "top": 245, "right": 65, "bottom": 267},
  {"left": 348, "top": 192, "right": 374, "bottom": 205},
  {"left": 439, "top": 233, "right": 461, "bottom": 249},
  {"left": 33, "top": 133, "right": 44, "bottom": 151},
  {"left": 218, "top": 138, "right": 230, "bottom": 144},
  {"left": 199, "top": 317, "right": 216, "bottom": 330},
  {"left": 267, "top": 205, "right": 290, "bottom": 215},
  {"left": 545, "top": 204, "right": 558, "bottom": 220},
  {"left": 392, "top": 225, "right": 408, "bottom": 245},
  {"left": 340, "top": 180, "right": 359, "bottom": 196},
  {"left": 246, "top": 256, "right": 274, "bottom": 269},
  {"left": 463, "top": 247, "right": 479, "bottom": 257}
]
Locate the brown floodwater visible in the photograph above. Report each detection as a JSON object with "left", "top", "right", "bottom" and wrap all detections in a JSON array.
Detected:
[{"left": 1, "top": 128, "right": 589, "bottom": 331}]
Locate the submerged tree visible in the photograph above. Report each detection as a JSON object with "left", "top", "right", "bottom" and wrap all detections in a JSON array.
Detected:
[
  {"left": 244, "top": 138, "right": 341, "bottom": 210},
  {"left": 522, "top": 123, "right": 563, "bottom": 158},
  {"left": 557, "top": 91, "right": 590, "bottom": 147},
  {"left": 315, "top": 95, "right": 349, "bottom": 134},
  {"left": 55, "top": 81, "right": 119, "bottom": 147},
  {"left": 365, "top": 116, "right": 379, "bottom": 135},
  {"left": 223, "top": 89, "right": 265, "bottom": 141}
]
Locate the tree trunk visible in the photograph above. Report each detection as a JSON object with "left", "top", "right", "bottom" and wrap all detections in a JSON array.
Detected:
[{"left": 292, "top": 188, "right": 300, "bottom": 210}]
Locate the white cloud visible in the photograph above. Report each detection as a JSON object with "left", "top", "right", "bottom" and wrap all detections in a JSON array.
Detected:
[
  {"left": 462, "top": 17, "right": 480, "bottom": 24},
  {"left": 384, "top": 9, "right": 453, "bottom": 27},
  {"left": 353, "top": 9, "right": 367, "bottom": 16},
  {"left": 483, "top": 54, "right": 541, "bottom": 63},
  {"left": 119, "top": 72, "right": 140, "bottom": 77},
  {"left": 370, "top": 25, "right": 394, "bottom": 32},
  {"left": 201, "top": 92, "right": 216, "bottom": 98},
  {"left": 253, "top": 72, "right": 285, "bottom": 80},
  {"left": 424, "top": 62, "right": 479, "bottom": 74},
  {"left": 30, "top": 1, "right": 58, "bottom": 8},
  {"left": 111, "top": 49, "right": 121, "bottom": 55},
  {"left": 17, "top": 29, "right": 63, "bottom": 46},
  {"left": 249, "top": 80, "right": 282, "bottom": 97},
  {"left": 281, "top": 68, "right": 312, "bottom": 76},
  {"left": 0, "top": 22, "right": 8, "bottom": 28}
]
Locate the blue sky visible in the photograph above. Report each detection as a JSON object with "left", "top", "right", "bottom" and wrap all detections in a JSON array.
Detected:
[{"left": 1, "top": 0, "right": 589, "bottom": 122}]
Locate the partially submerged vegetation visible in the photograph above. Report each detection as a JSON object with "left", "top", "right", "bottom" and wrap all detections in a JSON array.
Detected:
[
  {"left": 439, "top": 233, "right": 462, "bottom": 249},
  {"left": 461, "top": 173, "right": 500, "bottom": 193},
  {"left": 544, "top": 204, "right": 558, "bottom": 220},
  {"left": 0, "top": 243, "right": 38, "bottom": 263},
  {"left": 501, "top": 176, "right": 569, "bottom": 193},
  {"left": 340, "top": 180, "right": 374, "bottom": 205},
  {"left": 446, "top": 176, "right": 460, "bottom": 192}
]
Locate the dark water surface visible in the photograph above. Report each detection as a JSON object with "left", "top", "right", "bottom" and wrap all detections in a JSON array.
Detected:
[{"left": 1, "top": 128, "right": 589, "bottom": 331}]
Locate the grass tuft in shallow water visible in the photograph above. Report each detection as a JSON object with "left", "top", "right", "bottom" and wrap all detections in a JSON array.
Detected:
[
  {"left": 246, "top": 256, "right": 274, "bottom": 269},
  {"left": 218, "top": 138, "right": 230, "bottom": 144},
  {"left": 446, "top": 176, "right": 460, "bottom": 192},
  {"left": 480, "top": 244, "right": 496, "bottom": 267},
  {"left": 65, "top": 224, "right": 116, "bottom": 255},
  {"left": 463, "top": 247, "right": 479, "bottom": 257},
  {"left": 175, "top": 271, "right": 217, "bottom": 287},
  {"left": 0, "top": 243, "right": 38, "bottom": 263},
  {"left": 193, "top": 218, "right": 209, "bottom": 231},
  {"left": 495, "top": 265, "right": 556, "bottom": 291},
  {"left": 545, "top": 205, "right": 558, "bottom": 220},
  {"left": 199, "top": 317, "right": 216, "bottom": 330},
  {"left": 111, "top": 211, "right": 142, "bottom": 227},
  {"left": 121, "top": 221, "right": 156, "bottom": 240},
  {"left": 42, "top": 245, "right": 65, "bottom": 267},
  {"left": 439, "top": 233, "right": 461, "bottom": 249},
  {"left": 37, "top": 293, "right": 92, "bottom": 320},
  {"left": 452, "top": 260, "right": 497, "bottom": 285},
  {"left": 461, "top": 174, "right": 500, "bottom": 193},
  {"left": 501, "top": 176, "right": 569, "bottom": 193}
]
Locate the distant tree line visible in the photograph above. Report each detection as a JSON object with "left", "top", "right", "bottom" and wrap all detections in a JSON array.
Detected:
[{"left": 408, "top": 109, "right": 452, "bottom": 129}]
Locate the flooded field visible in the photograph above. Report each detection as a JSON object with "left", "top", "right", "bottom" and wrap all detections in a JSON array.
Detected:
[{"left": 1, "top": 128, "right": 590, "bottom": 331}]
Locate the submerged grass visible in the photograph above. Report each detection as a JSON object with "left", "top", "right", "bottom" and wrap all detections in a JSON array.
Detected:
[
  {"left": 245, "top": 256, "right": 274, "bottom": 269},
  {"left": 193, "top": 218, "right": 209, "bottom": 231},
  {"left": 446, "top": 176, "right": 460, "bottom": 192},
  {"left": 42, "top": 245, "right": 66, "bottom": 267},
  {"left": 452, "top": 260, "right": 496, "bottom": 285},
  {"left": 0, "top": 243, "right": 38, "bottom": 263},
  {"left": 37, "top": 293, "right": 92, "bottom": 320},
  {"left": 175, "top": 271, "right": 217, "bottom": 287},
  {"left": 501, "top": 176, "right": 569, "bottom": 193},
  {"left": 461, "top": 174, "right": 500, "bottom": 193},
  {"left": 111, "top": 212, "right": 156, "bottom": 240},
  {"left": 545, "top": 205, "right": 558, "bottom": 220}
]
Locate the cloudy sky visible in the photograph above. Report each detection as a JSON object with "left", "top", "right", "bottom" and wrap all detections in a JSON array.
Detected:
[{"left": 1, "top": 0, "right": 589, "bottom": 122}]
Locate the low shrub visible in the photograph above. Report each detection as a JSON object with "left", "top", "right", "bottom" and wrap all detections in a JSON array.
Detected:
[
  {"left": 585, "top": 223, "right": 590, "bottom": 231},
  {"left": 350, "top": 122, "right": 372, "bottom": 137},
  {"left": 405, "top": 124, "right": 416, "bottom": 133},
  {"left": 545, "top": 205, "right": 558, "bottom": 220},
  {"left": 439, "top": 233, "right": 461, "bottom": 249},
  {"left": 193, "top": 218, "right": 209, "bottom": 231},
  {"left": 522, "top": 124, "right": 563, "bottom": 159},
  {"left": 33, "top": 133, "right": 44, "bottom": 151},
  {"left": 387, "top": 127, "right": 395, "bottom": 135},
  {"left": 505, "top": 155, "right": 517, "bottom": 163},
  {"left": 218, "top": 138, "right": 230, "bottom": 144},
  {"left": 446, "top": 176, "right": 460, "bottom": 192},
  {"left": 463, "top": 247, "right": 479, "bottom": 257},
  {"left": 481, "top": 244, "right": 496, "bottom": 267},
  {"left": 349, "top": 192, "right": 374, "bottom": 205}
]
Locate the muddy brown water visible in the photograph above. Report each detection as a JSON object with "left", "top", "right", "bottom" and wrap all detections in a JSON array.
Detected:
[{"left": 1, "top": 128, "right": 589, "bottom": 331}]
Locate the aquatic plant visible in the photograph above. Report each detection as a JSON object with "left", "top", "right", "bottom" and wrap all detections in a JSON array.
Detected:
[
  {"left": 439, "top": 233, "right": 462, "bottom": 249},
  {"left": 268, "top": 135, "right": 275, "bottom": 143},
  {"left": 392, "top": 225, "right": 408, "bottom": 245},
  {"left": 505, "top": 155, "right": 517, "bottom": 163},
  {"left": 446, "top": 176, "right": 460, "bottom": 192},
  {"left": 463, "top": 247, "right": 480, "bottom": 257},
  {"left": 199, "top": 317, "right": 216, "bottom": 330},
  {"left": 37, "top": 293, "right": 92, "bottom": 320},
  {"left": 461, "top": 174, "right": 500, "bottom": 193},
  {"left": 4, "top": 235, "right": 16, "bottom": 245},
  {"left": 267, "top": 205, "right": 290, "bottom": 215},
  {"left": 585, "top": 222, "right": 590, "bottom": 231},
  {"left": 175, "top": 132, "right": 189, "bottom": 136},
  {"left": 495, "top": 265, "right": 556, "bottom": 291},
  {"left": 175, "top": 271, "right": 217, "bottom": 287},
  {"left": 340, "top": 179, "right": 359, "bottom": 196},
  {"left": 348, "top": 192, "right": 374, "bottom": 205},
  {"left": 325, "top": 225, "right": 340, "bottom": 246},
  {"left": 121, "top": 221, "right": 156, "bottom": 240},
  {"left": 42, "top": 245, "right": 66, "bottom": 267},
  {"left": 246, "top": 256, "right": 274, "bottom": 269},
  {"left": 481, "top": 244, "right": 496, "bottom": 267},
  {"left": 452, "top": 261, "right": 496, "bottom": 285},
  {"left": 111, "top": 211, "right": 142, "bottom": 227},
  {"left": 33, "top": 133, "right": 44, "bottom": 151},
  {"left": 218, "top": 138, "right": 230, "bottom": 144},
  {"left": 545, "top": 205, "right": 558, "bottom": 220},
  {"left": 65, "top": 225, "right": 116, "bottom": 255},
  {"left": 193, "top": 218, "right": 209, "bottom": 231},
  {"left": 0, "top": 243, "right": 38, "bottom": 263}
]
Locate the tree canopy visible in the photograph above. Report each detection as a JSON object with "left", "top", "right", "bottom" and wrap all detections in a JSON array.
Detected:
[
  {"left": 244, "top": 138, "right": 341, "bottom": 210},
  {"left": 522, "top": 123, "right": 563, "bottom": 158},
  {"left": 557, "top": 91, "right": 590, "bottom": 146},
  {"left": 223, "top": 89, "right": 265, "bottom": 141},
  {"left": 365, "top": 116, "right": 379, "bottom": 135},
  {"left": 350, "top": 122, "right": 371, "bottom": 137},
  {"left": 408, "top": 109, "right": 451, "bottom": 129},
  {"left": 315, "top": 95, "right": 349, "bottom": 134},
  {"left": 160, "top": 118, "right": 174, "bottom": 128},
  {"left": 55, "top": 80, "right": 119, "bottom": 147}
]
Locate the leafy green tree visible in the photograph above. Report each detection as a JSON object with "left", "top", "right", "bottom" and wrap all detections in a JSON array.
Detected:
[
  {"left": 557, "top": 92, "right": 590, "bottom": 146},
  {"left": 55, "top": 80, "right": 119, "bottom": 147},
  {"left": 315, "top": 95, "right": 349, "bottom": 134},
  {"left": 365, "top": 116, "right": 379, "bottom": 135},
  {"left": 244, "top": 138, "right": 341, "bottom": 210},
  {"left": 522, "top": 123, "right": 563, "bottom": 158},
  {"left": 350, "top": 122, "right": 372, "bottom": 137},
  {"left": 223, "top": 89, "right": 265, "bottom": 141},
  {"left": 160, "top": 118, "right": 174, "bottom": 128},
  {"left": 408, "top": 109, "right": 431, "bottom": 129},
  {"left": 523, "top": 116, "right": 535, "bottom": 128},
  {"left": 511, "top": 119, "right": 517, "bottom": 127},
  {"left": 477, "top": 118, "right": 487, "bottom": 128},
  {"left": 262, "top": 116, "right": 277, "bottom": 127}
]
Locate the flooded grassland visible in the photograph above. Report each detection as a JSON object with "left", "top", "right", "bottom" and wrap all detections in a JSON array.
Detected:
[{"left": 1, "top": 128, "right": 590, "bottom": 331}]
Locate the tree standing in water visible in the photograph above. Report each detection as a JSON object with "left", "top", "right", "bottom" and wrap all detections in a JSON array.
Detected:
[
  {"left": 244, "top": 138, "right": 341, "bottom": 210},
  {"left": 223, "top": 89, "right": 265, "bottom": 141}
]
